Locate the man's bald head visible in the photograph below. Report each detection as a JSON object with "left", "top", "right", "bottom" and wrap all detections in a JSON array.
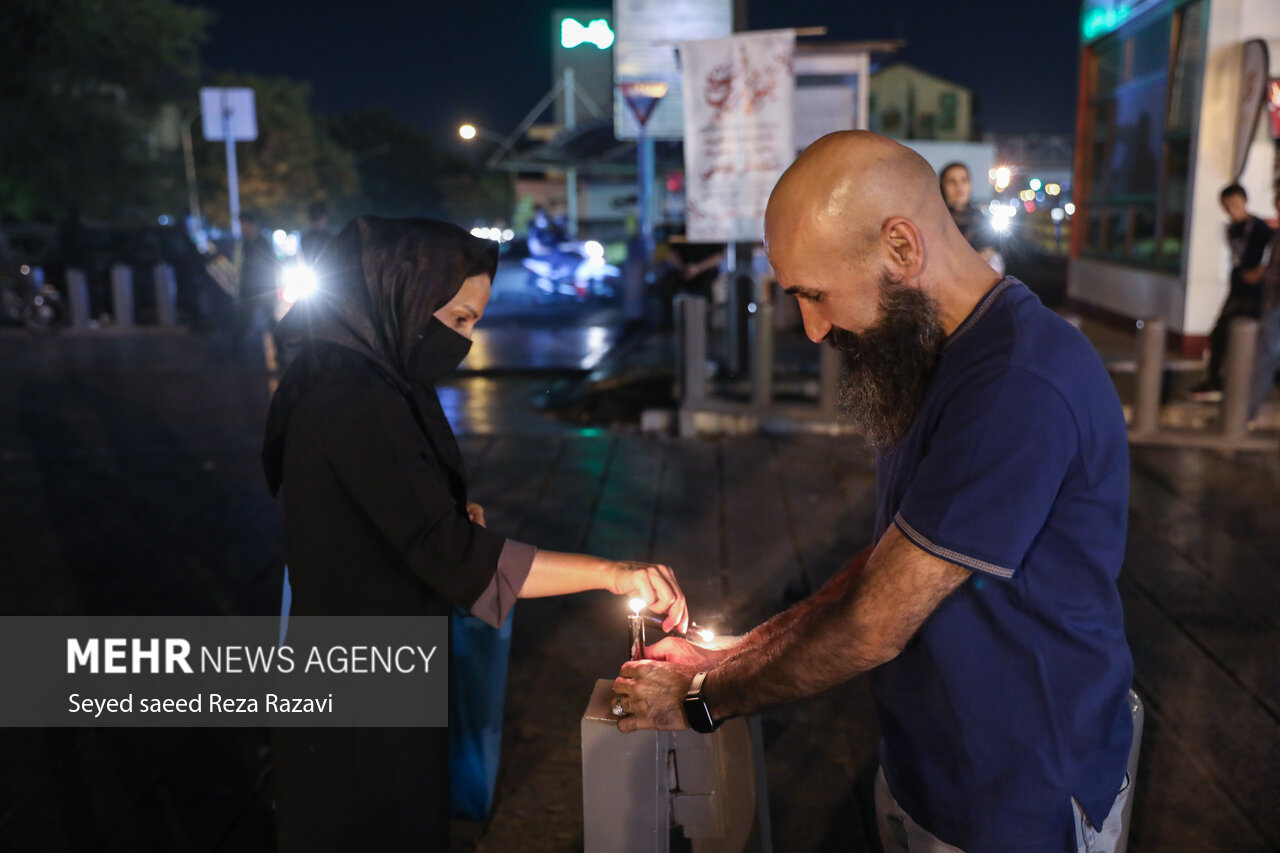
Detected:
[{"left": 765, "top": 130, "right": 952, "bottom": 272}]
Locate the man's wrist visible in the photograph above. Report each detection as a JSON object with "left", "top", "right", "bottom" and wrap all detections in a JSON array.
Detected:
[{"left": 683, "top": 670, "right": 723, "bottom": 732}]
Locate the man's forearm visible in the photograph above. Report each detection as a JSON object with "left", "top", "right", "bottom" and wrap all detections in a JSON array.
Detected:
[
  {"left": 700, "top": 530, "right": 969, "bottom": 721},
  {"left": 713, "top": 547, "right": 872, "bottom": 662},
  {"left": 702, "top": 576, "right": 889, "bottom": 719}
]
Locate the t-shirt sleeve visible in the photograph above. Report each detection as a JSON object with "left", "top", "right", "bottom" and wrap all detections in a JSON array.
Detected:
[
  {"left": 319, "top": 390, "right": 507, "bottom": 611},
  {"left": 893, "top": 365, "right": 1079, "bottom": 580}
]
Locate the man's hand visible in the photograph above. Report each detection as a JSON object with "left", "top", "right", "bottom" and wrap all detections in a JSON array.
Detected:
[
  {"left": 646, "top": 636, "right": 730, "bottom": 669},
  {"left": 609, "top": 562, "right": 689, "bottom": 634},
  {"left": 466, "top": 502, "right": 486, "bottom": 527},
  {"left": 613, "top": 660, "right": 693, "bottom": 732}
]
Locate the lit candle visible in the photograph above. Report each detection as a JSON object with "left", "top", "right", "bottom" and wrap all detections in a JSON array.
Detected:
[{"left": 628, "top": 598, "right": 646, "bottom": 661}]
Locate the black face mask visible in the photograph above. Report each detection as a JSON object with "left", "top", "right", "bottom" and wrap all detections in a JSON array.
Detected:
[{"left": 405, "top": 317, "right": 472, "bottom": 387}]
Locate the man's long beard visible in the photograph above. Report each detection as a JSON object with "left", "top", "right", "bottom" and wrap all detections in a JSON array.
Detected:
[{"left": 828, "top": 275, "right": 945, "bottom": 450}]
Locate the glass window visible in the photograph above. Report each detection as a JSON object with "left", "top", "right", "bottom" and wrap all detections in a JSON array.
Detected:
[
  {"left": 1078, "top": 1, "right": 1205, "bottom": 271},
  {"left": 939, "top": 92, "right": 958, "bottom": 131}
]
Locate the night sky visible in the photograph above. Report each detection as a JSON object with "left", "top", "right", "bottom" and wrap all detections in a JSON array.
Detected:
[{"left": 191, "top": 0, "right": 1083, "bottom": 143}]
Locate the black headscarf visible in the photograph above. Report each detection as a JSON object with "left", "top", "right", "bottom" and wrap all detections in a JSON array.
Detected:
[{"left": 262, "top": 216, "right": 498, "bottom": 497}]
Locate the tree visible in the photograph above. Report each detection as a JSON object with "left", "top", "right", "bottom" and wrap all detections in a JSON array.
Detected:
[
  {"left": 0, "top": 0, "right": 211, "bottom": 220},
  {"left": 327, "top": 109, "right": 511, "bottom": 228},
  {"left": 195, "top": 73, "right": 358, "bottom": 231}
]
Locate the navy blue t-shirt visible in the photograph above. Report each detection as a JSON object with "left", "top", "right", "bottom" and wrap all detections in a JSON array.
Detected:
[{"left": 871, "top": 278, "right": 1133, "bottom": 852}]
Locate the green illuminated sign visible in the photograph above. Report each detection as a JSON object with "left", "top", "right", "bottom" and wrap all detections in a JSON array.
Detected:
[
  {"left": 561, "top": 18, "right": 614, "bottom": 50},
  {"left": 1081, "top": 4, "right": 1132, "bottom": 41}
]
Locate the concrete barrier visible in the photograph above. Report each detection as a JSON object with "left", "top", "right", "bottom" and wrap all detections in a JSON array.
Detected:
[
  {"left": 153, "top": 263, "right": 178, "bottom": 327},
  {"left": 66, "top": 269, "right": 92, "bottom": 328},
  {"left": 110, "top": 264, "right": 134, "bottom": 327}
]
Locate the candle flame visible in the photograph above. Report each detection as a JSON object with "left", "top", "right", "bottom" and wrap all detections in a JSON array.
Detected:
[{"left": 628, "top": 598, "right": 645, "bottom": 614}]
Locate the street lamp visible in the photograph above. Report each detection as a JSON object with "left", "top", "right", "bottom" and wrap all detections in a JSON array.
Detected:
[{"left": 457, "top": 123, "right": 506, "bottom": 145}]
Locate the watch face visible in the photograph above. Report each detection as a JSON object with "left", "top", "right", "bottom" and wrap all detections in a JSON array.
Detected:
[{"left": 683, "top": 697, "right": 716, "bottom": 733}]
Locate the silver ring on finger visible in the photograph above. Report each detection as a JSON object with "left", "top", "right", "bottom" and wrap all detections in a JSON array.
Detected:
[{"left": 611, "top": 696, "right": 626, "bottom": 717}]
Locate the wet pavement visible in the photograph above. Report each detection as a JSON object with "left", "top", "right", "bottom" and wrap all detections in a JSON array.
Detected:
[{"left": 1, "top": 289, "right": 1278, "bottom": 851}]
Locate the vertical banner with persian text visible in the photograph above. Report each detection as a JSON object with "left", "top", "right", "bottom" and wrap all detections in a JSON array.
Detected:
[{"left": 681, "top": 30, "right": 796, "bottom": 243}]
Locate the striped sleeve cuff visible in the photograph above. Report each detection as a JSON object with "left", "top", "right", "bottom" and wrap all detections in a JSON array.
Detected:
[
  {"left": 469, "top": 539, "right": 538, "bottom": 628},
  {"left": 893, "top": 513, "right": 1015, "bottom": 579}
]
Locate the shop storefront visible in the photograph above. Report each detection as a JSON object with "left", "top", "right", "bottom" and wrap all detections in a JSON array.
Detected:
[{"left": 1070, "top": 0, "right": 1280, "bottom": 352}]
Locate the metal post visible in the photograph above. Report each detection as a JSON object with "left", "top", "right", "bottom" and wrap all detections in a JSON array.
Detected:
[
  {"left": 1132, "top": 318, "right": 1165, "bottom": 435},
  {"left": 110, "top": 264, "right": 134, "bottom": 327},
  {"left": 1221, "top": 317, "right": 1258, "bottom": 439},
  {"left": 223, "top": 99, "right": 241, "bottom": 240},
  {"left": 181, "top": 114, "right": 201, "bottom": 226},
  {"left": 751, "top": 301, "right": 774, "bottom": 409},
  {"left": 638, "top": 131, "right": 655, "bottom": 269},
  {"left": 679, "top": 295, "right": 709, "bottom": 407},
  {"left": 153, "top": 263, "right": 178, "bottom": 327},
  {"left": 565, "top": 67, "right": 578, "bottom": 238},
  {"left": 66, "top": 269, "right": 91, "bottom": 328}
]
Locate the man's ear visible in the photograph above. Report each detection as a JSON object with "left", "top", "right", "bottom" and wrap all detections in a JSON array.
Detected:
[{"left": 882, "top": 217, "right": 923, "bottom": 277}]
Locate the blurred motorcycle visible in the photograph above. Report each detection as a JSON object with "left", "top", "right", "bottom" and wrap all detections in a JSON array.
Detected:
[
  {"left": 522, "top": 239, "right": 620, "bottom": 301},
  {"left": 1, "top": 267, "right": 65, "bottom": 334}
]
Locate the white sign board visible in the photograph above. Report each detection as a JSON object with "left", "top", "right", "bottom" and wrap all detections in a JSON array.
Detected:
[
  {"left": 612, "top": 0, "right": 732, "bottom": 140},
  {"left": 794, "top": 86, "right": 855, "bottom": 151},
  {"left": 682, "top": 31, "right": 795, "bottom": 242},
  {"left": 200, "top": 88, "right": 258, "bottom": 142}
]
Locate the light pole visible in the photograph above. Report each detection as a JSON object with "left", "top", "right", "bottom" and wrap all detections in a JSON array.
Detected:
[{"left": 181, "top": 110, "right": 202, "bottom": 227}]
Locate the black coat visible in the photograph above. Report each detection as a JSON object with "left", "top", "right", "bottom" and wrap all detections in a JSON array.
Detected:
[
  {"left": 264, "top": 218, "right": 503, "bottom": 851},
  {"left": 271, "top": 348, "right": 507, "bottom": 852},
  {"left": 278, "top": 347, "right": 504, "bottom": 617}
]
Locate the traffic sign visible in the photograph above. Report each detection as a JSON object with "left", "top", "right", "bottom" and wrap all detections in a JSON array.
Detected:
[
  {"left": 199, "top": 88, "right": 258, "bottom": 142},
  {"left": 619, "top": 81, "right": 668, "bottom": 129}
]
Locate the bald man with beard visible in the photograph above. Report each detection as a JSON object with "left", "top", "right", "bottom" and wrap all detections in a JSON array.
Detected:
[{"left": 613, "top": 132, "right": 1135, "bottom": 853}]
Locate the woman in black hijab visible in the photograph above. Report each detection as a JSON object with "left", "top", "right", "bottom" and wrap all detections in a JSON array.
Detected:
[{"left": 263, "top": 217, "right": 687, "bottom": 851}]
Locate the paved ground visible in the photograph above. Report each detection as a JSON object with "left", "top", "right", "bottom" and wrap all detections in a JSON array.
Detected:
[{"left": 0, "top": 292, "right": 1277, "bottom": 851}]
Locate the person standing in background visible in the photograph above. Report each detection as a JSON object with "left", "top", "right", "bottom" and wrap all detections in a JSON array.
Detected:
[
  {"left": 300, "top": 201, "right": 332, "bottom": 266},
  {"left": 1249, "top": 180, "right": 1280, "bottom": 418},
  {"left": 1191, "top": 184, "right": 1274, "bottom": 399},
  {"left": 236, "top": 210, "right": 280, "bottom": 361},
  {"left": 939, "top": 162, "right": 1004, "bottom": 275}
]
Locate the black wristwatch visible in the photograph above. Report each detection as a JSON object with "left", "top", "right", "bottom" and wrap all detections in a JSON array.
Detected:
[{"left": 683, "top": 671, "right": 722, "bottom": 733}]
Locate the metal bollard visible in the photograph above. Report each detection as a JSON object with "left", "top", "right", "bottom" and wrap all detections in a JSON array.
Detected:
[
  {"left": 153, "top": 263, "right": 178, "bottom": 327},
  {"left": 1131, "top": 318, "right": 1165, "bottom": 435},
  {"left": 110, "top": 264, "right": 134, "bottom": 327},
  {"left": 678, "top": 295, "right": 709, "bottom": 407},
  {"left": 66, "top": 269, "right": 92, "bottom": 328},
  {"left": 751, "top": 301, "right": 774, "bottom": 410},
  {"left": 581, "top": 679, "right": 767, "bottom": 853},
  {"left": 1220, "top": 318, "right": 1258, "bottom": 438}
]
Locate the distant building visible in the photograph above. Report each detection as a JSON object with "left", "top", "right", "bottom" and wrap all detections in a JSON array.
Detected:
[{"left": 869, "top": 63, "right": 973, "bottom": 141}]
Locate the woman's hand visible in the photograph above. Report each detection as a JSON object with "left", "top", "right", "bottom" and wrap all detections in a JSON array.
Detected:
[
  {"left": 466, "top": 502, "right": 486, "bottom": 527},
  {"left": 609, "top": 561, "right": 688, "bottom": 634}
]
